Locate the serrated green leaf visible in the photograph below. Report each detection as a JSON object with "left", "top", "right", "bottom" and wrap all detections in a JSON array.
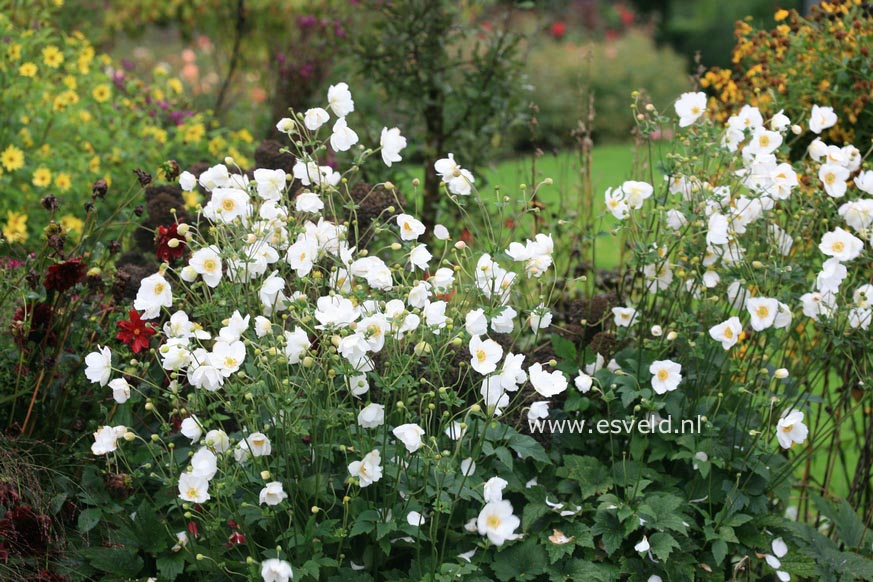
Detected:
[
  {"left": 558, "top": 559, "right": 621, "bottom": 581},
  {"left": 506, "top": 431, "right": 550, "bottom": 465},
  {"left": 80, "top": 546, "right": 143, "bottom": 578},
  {"left": 649, "top": 532, "right": 680, "bottom": 561},
  {"left": 556, "top": 455, "right": 612, "bottom": 499},
  {"left": 711, "top": 538, "right": 727, "bottom": 566},
  {"left": 492, "top": 538, "right": 547, "bottom": 581},
  {"left": 592, "top": 509, "right": 624, "bottom": 556},
  {"left": 639, "top": 493, "right": 688, "bottom": 534},
  {"left": 812, "top": 494, "right": 869, "bottom": 549},
  {"left": 495, "top": 446, "right": 514, "bottom": 471},
  {"left": 550, "top": 334, "right": 577, "bottom": 362},
  {"left": 77, "top": 507, "right": 101, "bottom": 533},
  {"left": 156, "top": 554, "right": 185, "bottom": 581}
]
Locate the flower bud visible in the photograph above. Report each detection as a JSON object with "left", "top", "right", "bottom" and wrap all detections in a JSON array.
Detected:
[
  {"left": 667, "top": 331, "right": 678, "bottom": 341},
  {"left": 260, "top": 470, "right": 271, "bottom": 480},
  {"left": 774, "top": 368, "right": 789, "bottom": 379},
  {"left": 650, "top": 325, "right": 663, "bottom": 337},
  {"left": 454, "top": 241, "right": 467, "bottom": 250}
]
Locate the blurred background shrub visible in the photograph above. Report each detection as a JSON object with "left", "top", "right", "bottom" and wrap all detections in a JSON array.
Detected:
[
  {"left": 522, "top": 30, "right": 689, "bottom": 149},
  {"left": 701, "top": 0, "right": 873, "bottom": 157}
]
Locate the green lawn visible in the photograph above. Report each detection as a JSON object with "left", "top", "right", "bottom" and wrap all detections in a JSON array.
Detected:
[
  {"left": 397, "top": 144, "right": 638, "bottom": 269},
  {"left": 480, "top": 144, "right": 638, "bottom": 269},
  {"left": 481, "top": 143, "right": 638, "bottom": 208}
]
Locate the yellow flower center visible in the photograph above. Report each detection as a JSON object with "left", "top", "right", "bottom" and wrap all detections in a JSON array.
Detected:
[
  {"left": 186, "top": 487, "right": 199, "bottom": 499},
  {"left": 781, "top": 423, "right": 794, "bottom": 432},
  {"left": 723, "top": 327, "right": 734, "bottom": 340},
  {"left": 824, "top": 172, "right": 836, "bottom": 185},
  {"left": 204, "top": 259, "right": 217, "bottom": 272},
  {"left": 832, "top": 241, "right": 844, "bottom": 253},
  {"left": 656, "top": 369, "right": 669, "bottom": 381},
  {"left": 476, "top": 349, "right": 487, "bottom": 363},
  {"left": 222, "top": 198, "right": 236, "bottom": 211},
  {"left": 756, "top": 306, "right": 769, "bottom": 319},
  {"left": 486, "top": 514, "right": 502, "bottom": 529},
  {"left": 154, "top": 283, "right": 165, "bottom": 295}
]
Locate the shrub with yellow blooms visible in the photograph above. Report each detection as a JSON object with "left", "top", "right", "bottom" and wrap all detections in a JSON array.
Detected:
[
  {"left": 701, "top": 0, "right": 873, "bottom": 158},
  {"left": 0, "top": 1, "right": 251, "bottom": 246}
]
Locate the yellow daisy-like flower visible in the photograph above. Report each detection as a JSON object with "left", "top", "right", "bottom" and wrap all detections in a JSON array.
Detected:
[
  {"left": 774, "top": 9, "right": 790, "bottom": 21},
  {"left": 208, "top": 135, "right": 226, "bottom": 156},
  {"left": 92, "top": 84, "right": 111, "bottom": 103},
  {"left": 42, "top": 46, "right": 64, "bottom": 68},
  {"left": 61, "top": 214, "right": 84, "bottom": 235},
  {"left": 18, "top": 128, "right": 33, "bottom": 148},
  {"left": 63, "top": 75, "right": 77, "bottom": 90},
  {"left": 182, "top": 190, "right": 201, "bottom": 210},
  {"left": 168, "top": 78, "right": 183, "bottom": 94},
  {"left": 32, "top": 166, "right": 52, "bottom": 187},
  {"left": 1, "top": 145, "right": 25, "bottom": 172},
  {"left": 234, "top": 129, "right": 254, "bottom": 144},
  {"left": 55, "top": 172, "right": 72, "bottom": 191},
  {"left": 2, "top": 211, "right": 28, "bottom": 243},
  {"left": 89, "top": 155, "right": 100, "bottom": 173},
  {"left": 79, "top": 110, "right": 92, "bottom": 123},
  {"left": 7, "top": 43, "right": 21, "bottom": 61},
  {"left": 52, "top": 95, "right": 68, "bottom": 112},
  {"left": 19, "top": 62, "right": 37, "bottom": 77},
  {"left": 184, "top": 123, "right": 206, "bottom": 144}
]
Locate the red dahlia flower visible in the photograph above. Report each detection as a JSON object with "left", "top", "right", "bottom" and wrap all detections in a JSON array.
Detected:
[
  {"left": 44, "top": 258, "right": 86, "bottom": 293},
  {"left": 116, "top": 309, "right": 156, "bottom": 353},
  {"left": 155, "top": 224, "right": 186, "bottom": 262}
]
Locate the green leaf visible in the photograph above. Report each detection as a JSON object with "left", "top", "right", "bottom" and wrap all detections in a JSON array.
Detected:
[
  {"left": 506, "top": 431, "right": 550, "bottom": 465},
  {"left": 557, "top": 559, "right": 621, "bottom": 581},
  {"left": 77, "top": 507, "right": 101, "bottom": 533},
  {"left": 649, "top": 532, "right": 680, "bottom": 561},
  {"left": 544, "top": 536, "right": 575, "bottom": 564},
  {"left": 492, "top": 538, "right": 547, "bottom": 581},
  {"left": 80, "top": 546, "right": 143, "bottom": 578},
  {"left": 522, "top": 500, "right": 551, "bottom": 531},
  {"left": 349, "top": 509, "right": 381, "bottom": 537},
  {"left": 592, "top": 510, "right": 624, "bottom": 556},
  {"left": 555, "top": 456, "right": 612, "bottom": 499},
  {"left": 550, "top": 334, "right": 577, "bottom": 362},
  {"left": 638, "top": 493, "right": 688, "bottom": 535},
  {"left": 495, "top": 446, "right": 514, "bottom": 471},
  {"left": 812, "top": 494, "right": 869, "bottom": 549},
  {"left": 711, "top": 539, "right": 727, "bottom": 566},
  {"left": 156, "top": 554, "right": 185, "bottom": 581}
]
